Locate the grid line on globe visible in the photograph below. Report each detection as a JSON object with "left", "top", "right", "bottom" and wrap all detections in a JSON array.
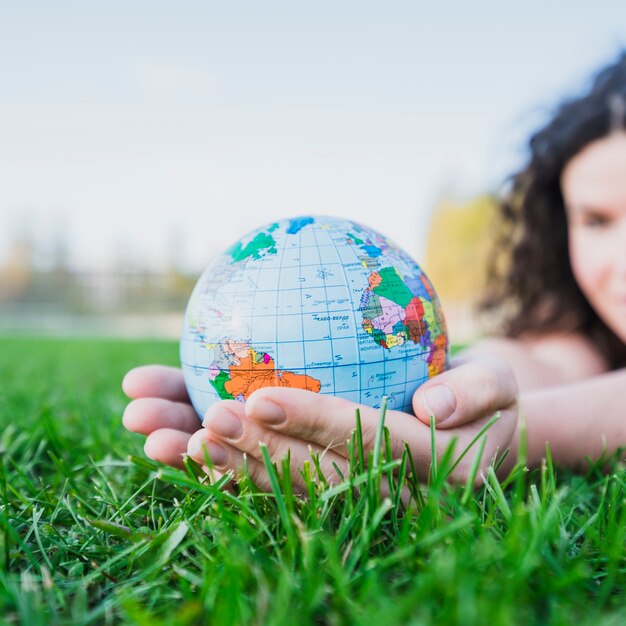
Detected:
[
  {"left": 333, "top": 227, "right": 365, "bottom": 406},
  {"left": 180, "top": 216, "right": 449, "bottom": 420}
]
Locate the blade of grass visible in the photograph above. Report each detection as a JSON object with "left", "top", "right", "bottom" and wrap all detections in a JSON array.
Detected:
[
  {"left": 460, "top": 434, "right": 488, "bottom": 506},
  {"left": 372, "top": 397, "right": 389, "bottom": 467},
  {"left": 259, "top": 444, "right": 296, "bottom": 547},
  {"left": 429, "top": 414, "right": 437, "bottom": 484}
]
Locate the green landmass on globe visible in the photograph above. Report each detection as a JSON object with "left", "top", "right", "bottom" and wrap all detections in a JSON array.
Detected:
[{"left": 180, "top": 215, "right": 448, "bottom": 419}]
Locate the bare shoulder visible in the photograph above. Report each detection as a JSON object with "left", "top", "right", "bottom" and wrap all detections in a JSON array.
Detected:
[
  {"left": 462, "top": 332, "right": 609, "bottom": 389},
  {"left": 522, "top": 332, "right": 609, "bottom": 377}
]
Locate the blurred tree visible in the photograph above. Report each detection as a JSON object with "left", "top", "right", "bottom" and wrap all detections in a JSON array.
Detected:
[
  {"left": 0, "top": 224, "right": 36, "bottom": 302},
  {"left": 424, "top": 193, "right": 499, "bottom": 340}
]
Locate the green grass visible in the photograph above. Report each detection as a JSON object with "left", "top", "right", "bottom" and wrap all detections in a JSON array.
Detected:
[{"left": 0, "top": 335, "right": 625, "bottom": 625}]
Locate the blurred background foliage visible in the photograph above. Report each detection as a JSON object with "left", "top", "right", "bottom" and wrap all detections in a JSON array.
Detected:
[
  {"left": 425, "top": 194, "right": 498, "bottom": 304},
  {"left": 0, "top": 194, "right": 497, "bottom": 342}
]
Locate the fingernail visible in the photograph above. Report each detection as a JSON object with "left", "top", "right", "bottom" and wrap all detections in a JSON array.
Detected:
[
  {"left": 188, "top": 437, "right": 227, "bottom": 467},
  {"left": 422, "top": 385, "right": 456, "bottom": 423},
  {"left": 247, "top": 397, "right": 285, "bottom": 424},
  {"left": 187, "top": 434, "right": 205, "bottom": 457},
  {"left": 204, "top": 411, "right": 242, "bottom": 439}
]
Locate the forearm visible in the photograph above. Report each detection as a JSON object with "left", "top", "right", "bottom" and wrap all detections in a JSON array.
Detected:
[
  {"left": 460, "top": 335, "right": 609, "bottom": 391},
  {"left": 512, "top": 368, "right": 626, "bottom": 471}
]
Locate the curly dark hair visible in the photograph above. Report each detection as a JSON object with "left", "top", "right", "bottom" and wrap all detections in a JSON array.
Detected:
[{"left": 481, "top": 50, "right": 626, "bottom": 370}]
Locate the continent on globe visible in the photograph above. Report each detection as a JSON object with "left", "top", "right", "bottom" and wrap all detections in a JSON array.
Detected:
[
  {"left": 180, "top": 215, "right": 449, "bottom": 420},
  {"left": 352, "top": 241, "right": 447, "bottom": 378},
  {"left": 208, "top": 338, "right": 321, "bottom": 401},
  {"left": 227, "top": 222, "right": 279, "bottom": 262}
]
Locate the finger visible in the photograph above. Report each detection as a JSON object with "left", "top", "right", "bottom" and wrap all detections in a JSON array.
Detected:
[
  {"left": 123, "top": 398, "right": 200, "bottom": 435},
  {"left": 245, "top": 387, "right": 429, "bottom": 460},
  {"left": 197, "top": 465, "right": 239, "bottom": 494},
  {"left": 187, "top": 433, "right": 278, "bottom": 493},
  {"left": 412, "top": 356, "right": 518, "bottom": 429},
  {"left": 445, "top": 404, "right": 519, "bottom": 488},
  {"left": 208, "top": 400, "right": 348, "bottom": 483},
  {"left": 191, "top": 403, "right": 348, "bottom": 490},
  {"left": 122, "top": 365, "right": 190, "bottom": 403},
  {"left": 143, "top": 428, "right": 192, "bottom": 469},
  {"left": 202, "top": 401, "right": 435, "bottom": 497}
]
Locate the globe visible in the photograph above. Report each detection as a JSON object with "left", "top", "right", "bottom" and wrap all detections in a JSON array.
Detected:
[{"left": 180, "top": 215, "right": 449, "bottom": 420}]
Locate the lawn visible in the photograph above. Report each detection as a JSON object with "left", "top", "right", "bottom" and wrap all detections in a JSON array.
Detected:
[{"left": 0, "top": 335, "right": 625, "bottom": 625}]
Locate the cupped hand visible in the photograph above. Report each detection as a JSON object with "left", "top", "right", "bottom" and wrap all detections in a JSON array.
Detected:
[
  {"left": 122, "top": 355, "right": 520, "bottom": 492},
  {"left": 122, "top": 365, "right": 201, "bottom": 469}
]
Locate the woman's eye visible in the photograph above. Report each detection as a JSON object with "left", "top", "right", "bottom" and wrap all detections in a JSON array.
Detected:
[{"left": 582, "top": 214, "right": 611, "bottom": 228}]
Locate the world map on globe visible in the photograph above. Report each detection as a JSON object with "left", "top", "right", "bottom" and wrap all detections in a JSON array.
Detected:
[{"left": 180, "top": 215, "right": 449, "bottom": 419}]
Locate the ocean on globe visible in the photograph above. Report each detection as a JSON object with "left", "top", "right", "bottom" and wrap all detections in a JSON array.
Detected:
[{"left": 180, "top": 215, "right": 449, "bottom": 421}]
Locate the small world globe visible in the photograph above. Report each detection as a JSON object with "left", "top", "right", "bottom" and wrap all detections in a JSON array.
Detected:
[{"left": 180, "top": 216, "right": 449, "bottom": 420}]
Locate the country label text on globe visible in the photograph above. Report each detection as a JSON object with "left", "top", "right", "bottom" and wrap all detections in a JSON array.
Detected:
[{"left": 180, "top": 216, "right": 449, "bottom": 419}]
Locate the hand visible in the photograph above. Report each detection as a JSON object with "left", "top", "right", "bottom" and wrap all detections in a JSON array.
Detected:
[
  {"left": 122, "top": 355, "right": 520, "bottom": 491},
  {"left": 122, "top": 365, "right": 203, "bottom": 469}
]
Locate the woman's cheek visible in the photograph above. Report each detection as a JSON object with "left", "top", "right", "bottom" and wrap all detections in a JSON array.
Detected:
[{"left": 568, "top": 230, "right": 602, "bottom": 299}]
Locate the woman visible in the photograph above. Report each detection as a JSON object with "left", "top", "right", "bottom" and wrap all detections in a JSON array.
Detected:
[{"left": 122, "top": 51, "right": 626, "bottom": 489}]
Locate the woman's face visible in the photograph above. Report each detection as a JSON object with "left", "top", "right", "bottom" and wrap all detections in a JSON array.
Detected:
[{"left": 561, "top": 131, "right": 626, "bottom": 343}]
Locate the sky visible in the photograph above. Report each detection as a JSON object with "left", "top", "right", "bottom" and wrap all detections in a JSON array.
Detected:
[{"left": 1, "top": 1, "right": 626, "bottom": 273}]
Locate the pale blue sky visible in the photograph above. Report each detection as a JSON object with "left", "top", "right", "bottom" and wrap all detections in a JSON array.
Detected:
[{"left": 1, "top": 2, "right": 625, "bottom": 272}]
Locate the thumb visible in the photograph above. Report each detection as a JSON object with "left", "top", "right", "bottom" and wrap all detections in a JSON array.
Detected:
[{"left": 412, "top": 356, "right": 518, "bottom": 429}]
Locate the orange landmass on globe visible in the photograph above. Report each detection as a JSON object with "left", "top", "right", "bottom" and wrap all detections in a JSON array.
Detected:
[
  {"left": 427, "top": 334, "right": 448, "bottom": 377},
  {"left": 223, "top": 349, "right": 321, "bottom": 399},
  {"left": 368, "top": 271, "right": 382, "bottom": 290}
]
